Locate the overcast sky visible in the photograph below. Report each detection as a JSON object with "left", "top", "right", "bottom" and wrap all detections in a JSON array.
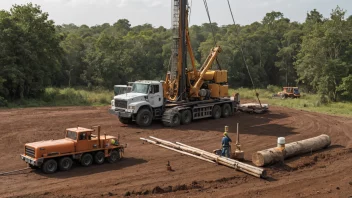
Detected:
[{"left": 0, "top": 0, "right": 351, "bottom": 27}]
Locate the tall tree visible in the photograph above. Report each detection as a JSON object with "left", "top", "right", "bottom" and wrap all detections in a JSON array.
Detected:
[
  {"left": 295, "top": 7, "right": 351, "bottom": 101},
  {"left": 0, "top": 3, "right": 62, "bottom": 100}
]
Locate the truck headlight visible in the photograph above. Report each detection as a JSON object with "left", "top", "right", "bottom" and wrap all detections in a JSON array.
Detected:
[
  {"left": 111, "top": 100, "right": 115, "bottom": 106},
  {"left": 128, "top": 106, "right": 135, "bottom": 110}
]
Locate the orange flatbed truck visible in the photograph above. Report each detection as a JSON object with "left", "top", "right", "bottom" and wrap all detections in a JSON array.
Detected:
[{"left": 20, "top": 126, "right": 125, "bottom": 174}]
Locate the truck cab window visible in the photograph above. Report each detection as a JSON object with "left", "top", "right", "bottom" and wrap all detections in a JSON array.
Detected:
[
  {"left": 152, "top": 85, "right": 159, "bottom": 93},
  {"left": 66, "top": 131, "right": 77, "bottom": 140},
  {"left": 79, "top": 132, "right": 86, "bottom": 140}
]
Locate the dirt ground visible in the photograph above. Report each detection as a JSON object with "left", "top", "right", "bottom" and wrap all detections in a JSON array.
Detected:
[{"left": 0, "top": 105, "right": 351, "bottom": 198}]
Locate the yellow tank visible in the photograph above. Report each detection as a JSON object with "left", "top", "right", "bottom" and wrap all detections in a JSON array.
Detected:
[
  {"left": 203, "top": 70, "right": 215, "bottom": 81},
  {"left": 208, "top": 84, "right": 220, "bottom": 98},
  {"left": 214, "top": 70, "right": 228, "bottom": 83},
  {"left": 188, "top": 70, "right": 228, "bottom": 83},
  {"left": 202, "top": 70, "right": 227, "bottom": 83},
  {"left": 219, "top": 85, "right": 229, "bottom": 97}
]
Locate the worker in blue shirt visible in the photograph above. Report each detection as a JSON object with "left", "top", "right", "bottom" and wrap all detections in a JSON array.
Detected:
[{"left": 221, "top": 126, "right": 232, "bottom": 158}]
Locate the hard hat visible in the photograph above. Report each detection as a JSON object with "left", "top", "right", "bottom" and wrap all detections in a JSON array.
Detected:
[
  {"left": 224, "top": 132, "right": 228, "bottom": 136},
  {"left": 110, "top": 139, "right": 115, "bottom": 144}
]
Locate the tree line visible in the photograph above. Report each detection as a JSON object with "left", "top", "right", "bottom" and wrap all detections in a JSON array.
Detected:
[{"left": 0, "top": 3, "right": 351, "bottom": 105}]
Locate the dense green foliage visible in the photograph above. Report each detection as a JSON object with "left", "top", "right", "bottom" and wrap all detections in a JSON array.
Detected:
[
  {"left": 0, "top": 4, "right": 62, "bottom": 105},
  {"left": 7, "top": 87, "right": 112, "bottom": 108},
  {"left": 0, "top": 3, "right": 351, "bottom": 106}
]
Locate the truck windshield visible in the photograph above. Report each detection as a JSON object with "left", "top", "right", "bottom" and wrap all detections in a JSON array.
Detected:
[
  {"left": 66, "top": 131, "right": 77, "bottom": 140},
  {"left": 294, "top": 88, "right": 300, "bottom": 94},
  {"left": 131, "top": 83, "right": 149, "bottom": 94}
]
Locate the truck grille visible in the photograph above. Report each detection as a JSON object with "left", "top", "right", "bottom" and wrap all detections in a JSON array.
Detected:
[
  {"left": 115, "top": 99, "right": 127, "bottom": 109},
  {"left": 25, "top": 147, "right": 35, "bottom": 158}
]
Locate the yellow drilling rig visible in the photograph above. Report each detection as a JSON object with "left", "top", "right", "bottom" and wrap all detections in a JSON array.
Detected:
[{"left": 109, "top": 0, "right": 240, "bottom": 127}]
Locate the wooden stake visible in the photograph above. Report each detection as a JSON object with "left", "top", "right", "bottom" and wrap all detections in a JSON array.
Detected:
[{"left": 236, "top": 123, "right": 239, "bottom": 144}]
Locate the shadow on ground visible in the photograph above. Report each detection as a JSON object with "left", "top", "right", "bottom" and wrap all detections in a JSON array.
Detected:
[
  {"left": 33, "top": 157, "right": 147, "bottom": 178},
  {"left": 122, "top": 111, "right": 297, "bottom": 137}
]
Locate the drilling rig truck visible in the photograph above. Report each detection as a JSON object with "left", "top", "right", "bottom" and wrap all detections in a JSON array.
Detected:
[{"left": 109, "top": 0, "right": 240, "bottom": 127}]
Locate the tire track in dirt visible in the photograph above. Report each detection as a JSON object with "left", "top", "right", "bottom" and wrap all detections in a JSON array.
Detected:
[{"left": 0, "top": 106, "right": 351, "bottom": 197}]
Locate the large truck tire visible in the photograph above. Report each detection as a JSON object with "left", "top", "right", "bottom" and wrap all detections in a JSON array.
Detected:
[
  {"left": 181, "top": 110, "right": 192, "bottom": 125},
  {"left": 212, "top": 105, "right": 221, "bottom": 119},
  {"left": 81, "top": 153, "right": 93, "bottom": 167},
  {"left": 170, "top": 112, "right": 181, "bottom": 127},
  {"left": 136, "top": 108, "right": 153, "bottom": 127},
  {"left": 94, "top": 151, "right": 105, "bottom": 165},
  {"left": 162, "top": 109, "right": 181, "bottom": 127},
  {"left": 59, "top": 157, "right": 73, "bottom": 171},
  {"left": 42, "top": 159, "right": 58, "bottom": 174},
  {"left": 108, "top": 150, "right": 121, "bottom": 163},
  {"left": 163, "top": 112, "right": 181, "bottom": 127},
  {"left": 221, "top": 104, "right": 231, "bottom": 118}
]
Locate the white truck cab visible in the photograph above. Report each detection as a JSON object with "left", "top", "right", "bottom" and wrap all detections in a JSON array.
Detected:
[{"left": 109, "top": 80, "right": 164, "bottom": 126}]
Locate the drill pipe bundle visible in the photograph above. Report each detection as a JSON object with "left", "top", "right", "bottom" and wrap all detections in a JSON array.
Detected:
[{"left": 140, "top": 136, "right": 266, "bottom": 178}]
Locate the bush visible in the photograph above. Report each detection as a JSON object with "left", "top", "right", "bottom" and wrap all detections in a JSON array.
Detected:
[
  {"left": 314, "top": 100, "right": 321, "bottom": 107},
  {"left": 60, "top": 88, "right": 88, "bottom": 105},
  {"left": 0, "top": 96, "right": 8, "bottom": 107},
  {"left": 267, "top": 85, "right": 281, "bottom": 93},
  {"left": 319, "top": 94, "right": 330, "bottom": 105},
  {"left": 41, "top": 87, "right": 60, "bottom": 102},
  {"left": 39, "top": 87, "right": 112, "bottom": 106},
  {"left": 99, "top": 97, "right": 109, "bottom": 104}
]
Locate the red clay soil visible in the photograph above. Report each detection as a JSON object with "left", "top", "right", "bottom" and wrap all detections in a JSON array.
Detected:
[{"left": 0, "top": 105, "right": 351, "bottom": 198}]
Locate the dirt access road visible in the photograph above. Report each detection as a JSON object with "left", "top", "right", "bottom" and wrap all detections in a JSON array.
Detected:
[{"left": 0, "top": 105, "right": 351, "bottom": 198}]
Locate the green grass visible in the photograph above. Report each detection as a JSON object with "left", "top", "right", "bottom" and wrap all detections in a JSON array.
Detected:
[
  {"left": 6, "top": 87, "right": 113, "bottom": 108},
  {"left": 3, "top": 86, "right": 352, "bottom": 117},
  {"left": 230, "top": 87, "right": 352, "bottom": 117}
]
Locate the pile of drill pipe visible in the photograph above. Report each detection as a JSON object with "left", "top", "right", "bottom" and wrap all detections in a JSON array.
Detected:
[
  {"left": 252, "top": 134, "right": 331, "bottom": 167},
  {"left": 140, "top": 136, "right": 266, "bottom": 178}
]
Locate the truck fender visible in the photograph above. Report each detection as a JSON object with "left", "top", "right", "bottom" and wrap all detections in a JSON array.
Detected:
[{"left": 129, "top": 101, "right": 153, "bottom": 114}]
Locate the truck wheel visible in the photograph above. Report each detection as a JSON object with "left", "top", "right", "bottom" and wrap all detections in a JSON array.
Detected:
[
  {"left": 212, "top": 105, "right": 221, "bottom": 119},
  {"left": 94, "top": 151, "right": 105, "bottom": 165},
  {"left": 59, "top": 157, "right": 73, "bottom": 171},
  {"left": 119, "top": 117, "right": 131, "bottom": 124},
  {"left": 42, "top": 159, "right": 58, "bottom": 174},
  {"left": 181, "top": 110, "right": 192, "bottom": 125},
  {"left": 136, "top": 108, "right": 153, "bottom": 127},
  {"left": 169, "top": 112, "right": 181, "bottom": 127},
  {"left": 108, "top": 150, "right": 121, "bottom": 163},
  {"left": 221, "top": 104, "right": 231, "bottom": 118},
  {"left": 81, "top": 153, "right": 93, "bottom": 167}
]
